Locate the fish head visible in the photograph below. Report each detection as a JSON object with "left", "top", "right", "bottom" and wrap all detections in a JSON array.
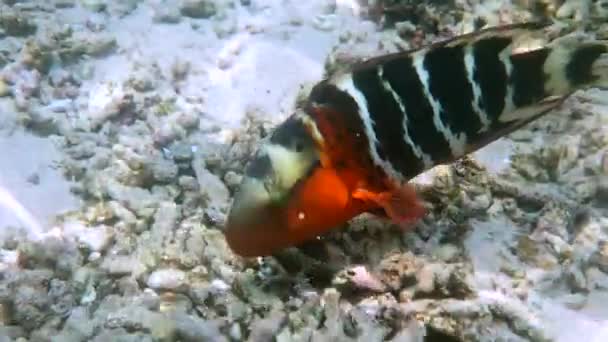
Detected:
[
  {"left": 223, "top": 111, "right": 376, "bottom": 257},
  {"left": 224, "top": 113, "right": 324, "bottom": 256}
]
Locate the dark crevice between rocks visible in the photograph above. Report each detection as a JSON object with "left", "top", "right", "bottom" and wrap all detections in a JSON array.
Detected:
[{"left": 424, "top": 325, "right": 463, "bottom": 342}]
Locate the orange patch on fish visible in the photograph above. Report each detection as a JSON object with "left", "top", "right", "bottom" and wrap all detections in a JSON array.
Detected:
[{"left": 285, "top": 167, "right": 372, "bottom": 236}]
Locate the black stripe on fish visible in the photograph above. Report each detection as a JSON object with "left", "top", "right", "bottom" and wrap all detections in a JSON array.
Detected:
[
  {"left": 566, "top": 44, "right": 608, "bottom": 86},
  {"left": 350, "top": 67, "right": 426, "bottom": 180},
  {"left": 380, "top": 55, "right": 454, "bottom": 169},
  {"left": 306, "top": 80, "right": 378, "bottom": 168},
  {"left": 423, "top": 43, "right": 483, "bottom": 143},
  {"left": 509, "top": 48, "right": 550, "bottom": 107},
  {"left": 244, "top": 151, "right": 273, "bottom": 179},
  {"left": 472, "top": 36, "right": 512, "bottom": 123}
]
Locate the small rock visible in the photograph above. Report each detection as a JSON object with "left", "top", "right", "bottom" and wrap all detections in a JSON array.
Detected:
[
  {"left": 567, "top": 266, "right": 588, "bottom": 293},
  {"left": 138, "top": 289, "right": 161, "bottom": 310},
  {"left": 591, "top": 241, "right": 608, "bottom": 273},
  {"left": 47, "top": 99, "right": 74, "bottom": 113},
  {"left": 595, "top": 179, "right": 608, "bottom": 207},
  {"left": 12, "top": 285, "right": 49, "bottom": 330},
  {"left": 127, "top": 72, "right": 156, "bottom": 92},
  {"left": 178, "top": 176, "right": 199, "bottom": 191},
  {"left": 0, "top": 301, "right": 12, "bottom": 327},
  {"left": 395, "top": 21, "right": 417, "bottom": 37},
  {"left": 66, "top": 140, "right": 97, "bottom": 159},
  {"left": 150, "top": 158, "right": 179, "bottom": 183},
  {"left": 377, "top": 252, "right": 419, "bottom": 291},
  {"left": 80, "top": 0, "right": 106, "bottom": 12},
  {"left": 171, "top": 144, "right": 194, "bottom": 162},
  {"left": 210, "top": 279, "right": 229, "bottom": 292},
  {"left": 153, "top": 122, "right": 182, "bottom": 147},
  {"left": 560, "top": 293, "right": 587, "bottom": 310},
  {"left": 86, "top": 34, "right": 117, "bottom": 56},
  {"left": 107, "top": 201, "right": 138, "bottom": 226},
  {"left": 180, "top": 0, "right": 218, "bottom": 18},
  {"left": 78, "top": 225, "right": 113, "bottom": 252},
  {"left": 432, "top": 244, "right": 461, "bottom": 262},
  {"left": 0, "top": 10, "right": 37, "bottom": 37},
  {"left": 311, "top": 14, "right": 336, "bottom": 31},
  {"left": 104, "top": 179, "right": 158, "bottom": 218},
  {"left": 87, "top": 83, "right": 129, "bottom": 129},
  {"left": 105, "top": 306, "right": 177, "bottom": 340},
  {"left": 193, "top": 157, "right": 230, "bottom": 217},
  {"left": 24, "top": 107, "right": 62, "bottom": 136},
  {"left": 586, "top": 267, "right": 608, "bottom": 290},
  {"left": 213, "top": 15, "right": 237, "bottom": 38},
  {"left": 159, "top": 292, "right": 193, "bottom": 313},
  {"left": 0, "top": 326, "right": 24, "bottom": 340},
  {"left": 171, "top": 60, "right": 191, "bottom": 82},
  {"left": 175, "top": 111, "right": 200, "bottom": 130},
  {"left": 55, "top": 0, "right": 76, "bottom": 8},
  {"left": 333, "top": 265, "right": 387, "bottom": 292},
  {"left": 147, "top": 269, "right": 187, "bottom": 291},
  {"left": 150, "top": 201, "right": 181, "bottom": 238},
  {"left": 398, "top": 288, "right": 415, "bottom": 303},
  {"left": 101, "top": 255, "right": 146, "bottom": 277},
  {"left": 248, "top": 310, "right": 286, "bottom": 342},
  {"left": 26, "top": 172, "right": 39, "bottom": 185},
  {"left": 568, "top": 208, "right": 592, "bottom": 241},
  {"left": 599, "top": 151, "right": 608, "bottom": 175},
  {"left": 85, "top": 15, "right": 106, "bottom": 32},
  {"left": 117, "top": 277, "right": 140, "bottom": 297},
  {"left": 223, "top": 171, "right": 242, "bottom": 190},
  {"left": 110, "top": 0, "right": 141, "bottom": 17},
  {"left": 0, "top": 80, "right": 9, "bottom": 97},
  {"left": 415, "top": 264, "right": 437, "bottom": 294},
  {"left": 189, "top": 282, "right": 211, "bottom": 305},
  {"left": 229, "top": 323, "right": 242, "bottom": 341},
  {"left": 172, "top": 313, "right": 227, "bottom": 342},
  {"left": 88, "top": 252, "right": 101, "bottom": 262},
  {"left": 61, "top": 307, "right": 95, "bottom": 339},
  {"left": 153, "top": 5, "right": 182, "bottom": 24}
]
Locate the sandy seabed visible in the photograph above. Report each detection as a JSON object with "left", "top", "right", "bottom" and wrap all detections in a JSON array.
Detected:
[{"left": 1, "top": 0, "right": 608, "bottom": 341}]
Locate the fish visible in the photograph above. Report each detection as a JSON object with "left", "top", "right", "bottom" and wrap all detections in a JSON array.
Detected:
[{"left": 223, "top": 22, "right": 608, "bottom": 257}]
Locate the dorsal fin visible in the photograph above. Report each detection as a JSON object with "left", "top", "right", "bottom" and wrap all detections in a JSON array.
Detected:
[{"left": 335, "top": 21, "right": 552, "bottom": 77}]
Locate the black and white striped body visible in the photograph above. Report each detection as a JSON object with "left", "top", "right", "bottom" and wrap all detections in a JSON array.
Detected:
[{"left": 305, "top": 22, "right": 608, "bottom": 184}]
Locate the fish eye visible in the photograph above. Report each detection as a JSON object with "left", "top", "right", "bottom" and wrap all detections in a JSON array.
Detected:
[{"left": 295, "top": 141, "right": 304, "bottom": 152}]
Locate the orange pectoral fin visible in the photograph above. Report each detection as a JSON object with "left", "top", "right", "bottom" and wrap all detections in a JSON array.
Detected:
[{"left": 352, "top": 183, "right": 426, "bottom": 227}]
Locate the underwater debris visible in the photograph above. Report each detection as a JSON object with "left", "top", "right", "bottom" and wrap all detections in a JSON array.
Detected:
[
  {"left": 0, "top": 8, "right": 37, "bottom": 37},
  {"left": 179, "top": 0, "right": 223, "bottom": 19},
  {"left": 556, "top": 0, "right": 608, "bottom": 21}
]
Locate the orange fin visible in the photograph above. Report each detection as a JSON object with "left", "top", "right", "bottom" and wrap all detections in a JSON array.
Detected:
[{"left": 352, "top": 184, "right": 426, "bottom": 226}]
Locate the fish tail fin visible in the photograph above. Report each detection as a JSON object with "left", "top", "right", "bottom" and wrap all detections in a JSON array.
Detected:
[
  {"left": 490, "top": 34, "right": 608, "bottom": 127},
  {"left": 542, "top": 34, "right": 608, "bottom": 95}
]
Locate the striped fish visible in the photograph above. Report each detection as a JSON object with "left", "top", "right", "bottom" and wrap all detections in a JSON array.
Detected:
[{"left": 224, "top": 22, "right": 608, "bottom": 257}]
